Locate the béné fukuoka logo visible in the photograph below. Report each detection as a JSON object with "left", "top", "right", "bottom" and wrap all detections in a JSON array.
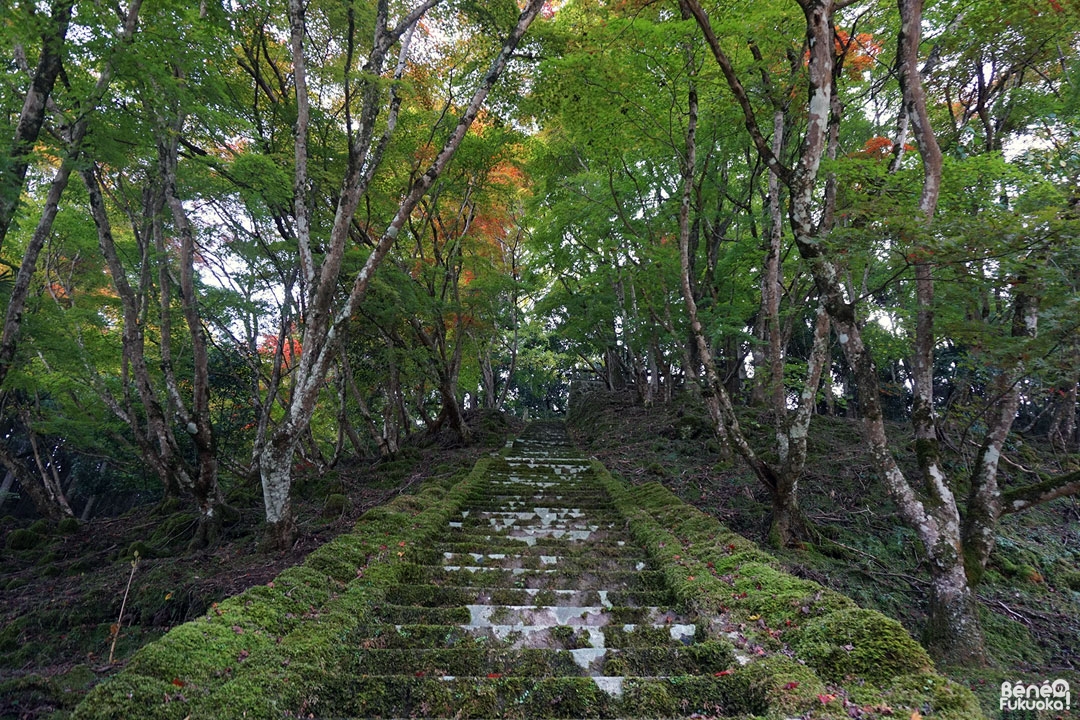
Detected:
[{"left": 999, "top": 679, "right": 1070, "bottom": 712}]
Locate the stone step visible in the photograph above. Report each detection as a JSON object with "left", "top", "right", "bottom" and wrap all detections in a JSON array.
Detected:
[
  {"left": 424, "top": 541, "right": 647, "bottom": 558},
  {"left": 349, "top": 642, "right": 734, "bottom": 678},
  {"left": 334, "top": 674, "right": 762, "bottom": 718},
  {"left": 351, "top": 622, "right": 703, "bottom": 652},
  {"left": 427, "top": 552, "right": 652, "bottom": 574},
  {"left": 431, "top": 539, "right": 643, "bottom": 556},
  {"left": 458, "top": 603, "right": 683, "bottom": 628},
  {"left": 399, "top": 564, "right": 667, "bottom": 590},
  {"left": 441, "top": 528, "right": 625, "bottom": 546},
  {"left": 380, "top": 585, "right": 673, "bottom": 608}
]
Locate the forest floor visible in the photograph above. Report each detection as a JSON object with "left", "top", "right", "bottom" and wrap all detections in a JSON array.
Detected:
[
  {"left": 1, "top": 396, "right": 1078, "bottom": 718},
  {"left": 0, "top": 410, "right": 522, "bottom": 719}
]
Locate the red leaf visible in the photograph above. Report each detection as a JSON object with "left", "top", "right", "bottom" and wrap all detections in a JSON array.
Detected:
[
  {"left": 171, "top": 678, "right": 185, "bottom": 687},
  {"left": 783, "top": 682, "right": 800, "bottom": 690},
  {"left": 487, "top": 673, "right": 502, "bottom": 679},
  {"left": 714, "top": 670, "right": 734, "bottom": 676}
]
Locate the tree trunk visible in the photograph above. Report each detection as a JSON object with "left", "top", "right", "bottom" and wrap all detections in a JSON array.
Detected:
[
  {"left": 160, "top": 112, "right": 224, "bottom": 546},
  {"left": 259, "top": 433, "right": 299, "bottom": 548},
  {"left": 763, "top": 110, "right": 786, "bottom": 419},
  {"left": 1048, "top": 376, "right": 1078, "bottom": 451},
  {"left": 0, "top": 470, "right": 13, "bottom": 511},
  {"left": 924, "top": 560, "right": 985, "bottom": 664},
  {"left": 0, "top": 440, "right": 62, "bottom": 520},
  {"left": 961, "top": 286, "right": 1038, "bottom": 583},
  {"left": 0, "top": 0, "right": 74, "bottom": 249}
]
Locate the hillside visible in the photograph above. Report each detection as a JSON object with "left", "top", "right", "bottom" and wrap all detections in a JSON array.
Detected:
[
  {"left": 2, "top": 396, "right": 1077, "bottom": 718},
  {"left": 567, "top": 388, "right": 1080, "bottom": 717}
]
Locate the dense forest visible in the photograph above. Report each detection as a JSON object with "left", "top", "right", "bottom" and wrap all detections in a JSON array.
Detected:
[{"left": 2, "top": 0, "right": 1080, "bottom": 706}]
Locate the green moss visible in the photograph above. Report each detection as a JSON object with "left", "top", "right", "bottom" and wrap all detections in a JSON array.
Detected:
[
  {"left": 125, "top": 620, "right": 273, "bottom": 686},
  {"left": 737, "top": 654, "right": 827, "bottom": 715},
  {"left": 126, "top": 540, "right": 153, "bottom": 560},
  {"left": 621, "top": 678, "right": 676, "bottom": 716},
  {"left": 57, "top": 516, "right": 80, "bottom": 534},
  {"left": 0, "top": 617, "right": 25, "bottom": 652},
  {"left": 979, "top": 604, "right": 1047, "bottom": 667},
  {"left": 729, "top": 561, "right": 856, "bottom": 623},
  {"left": 72, "top": 674, "right": 188, "bottom": 720},
  {"left": 146, "top": 512, "right": 198, "bottom": 554},
  {"left": 852, "top": 671, "right": 982, "bottom": 718},
  {"left": 323, "top": 493, "right": 350, "bottom": 518},
  {"left": 791, "top": 608, "right": 933, "bottom": 683},
  {"left": 5, "top": 528, "right": 44, "bottom": 550}
]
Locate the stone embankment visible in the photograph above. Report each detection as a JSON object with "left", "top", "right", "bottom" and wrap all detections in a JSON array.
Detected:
[{"left": 74, "top": 421, "right": 982, "bottom": 719}]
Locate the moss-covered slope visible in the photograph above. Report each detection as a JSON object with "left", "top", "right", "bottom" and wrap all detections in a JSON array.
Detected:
[{"left": 73, "top": 421, "right": 982, "bottom": 719}]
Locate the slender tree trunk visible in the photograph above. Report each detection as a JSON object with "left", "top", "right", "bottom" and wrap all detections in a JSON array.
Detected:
[
  {"left": 159, "top": 111, "right": 224, "bottom": 546},
  {"left": 1048, "top": 376, "right": 1078, "bottom": 451},
  {"left": 896, "top": 0, "right": 985, "bottom": 665},
  {"left": 0, "top": 0, "right": 74, "bottom": 249},
  {"left": 83, "top": 167, "right": 191, "bottom": 501},
  {"left": 763, "top": 110, "right": 786, "bottom": 420},
  {"left": 961, "top": 288, "right": 1038, "bottom": 583},
  {"left": 771, "top": 303, "right": 830, "bottom": 545},
  {"left": 24, "top": 414, "right": 74, "bottom": 517},
  {"left": 0, "top": 470, "right": 13, "bottom": 511},
  {"left": 0, "top": 442, "right": 63, "bottom": 520}
]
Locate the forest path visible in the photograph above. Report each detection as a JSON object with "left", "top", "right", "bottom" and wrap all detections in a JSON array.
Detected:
[
  {"left": 73, "top": 421, "right": 978, "bottom": 720},
  {"left": 338, "top": 420, "right": 741, "bottom": 718}
]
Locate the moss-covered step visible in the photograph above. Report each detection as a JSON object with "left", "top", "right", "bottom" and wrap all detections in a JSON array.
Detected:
[
  {"left": 345, "top": 636, "right": 733, "bottom": 678},
  {"left": 401, "top": 564, "right": 668, "bottom": 590},
  {"left": 380, "top": 584, "right": 672, "bottom": 608},
  {"left": 457, "top": 603, "right": 685, "bottom": 629},
  {"left": 332, "top": 673, "right": 773, "bottom": 719},
  {"left": 350, "top": 646, "right": 589, "bottom": 677},
  {"left": 419, "top": 542, "right": 650, "bottom": 562},
  {"left": 71, "top": 459, "right": 493, "bottom": 720},
  {"left": 425, "top": 552, "right": 653, "bottom": 575}
]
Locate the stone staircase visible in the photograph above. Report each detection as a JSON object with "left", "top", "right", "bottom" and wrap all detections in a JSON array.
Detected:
[
  {"left": 340, "top": 421, "right": 739, "bottom": 718},
  {"left": 73, "top": 420, "right": 982, "bottom": 720}
]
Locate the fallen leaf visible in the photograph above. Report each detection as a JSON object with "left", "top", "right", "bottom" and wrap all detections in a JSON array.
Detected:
[
  {"left": 714, "top": 670, "right": 734, "bottom": 676},
  {"left": 783, "top": 682, "right": 800, "bottom": 690}
]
